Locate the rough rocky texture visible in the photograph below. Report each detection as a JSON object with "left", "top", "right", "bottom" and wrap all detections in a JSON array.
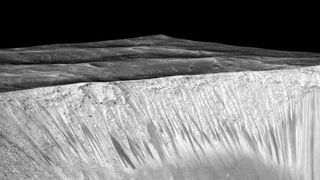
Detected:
[
  {"left": 1, "top": 35, "right": 320, "bottom": 92},
  {"left": 1, "top": 36, "right": 320, "bottom": 180}
]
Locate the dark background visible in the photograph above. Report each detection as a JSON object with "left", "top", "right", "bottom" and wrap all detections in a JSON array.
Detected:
[{"left": 1, "top": 4, "right": 319, "bottom": 53}]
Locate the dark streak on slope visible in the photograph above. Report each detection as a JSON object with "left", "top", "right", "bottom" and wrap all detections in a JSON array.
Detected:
[{"left": 110, "top": 134, "right": 136, "bottom": 169}]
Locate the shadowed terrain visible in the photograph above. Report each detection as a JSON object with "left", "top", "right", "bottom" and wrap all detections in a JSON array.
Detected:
[{"left": 1, "top": 35, "right": 320, "bottom": 92}]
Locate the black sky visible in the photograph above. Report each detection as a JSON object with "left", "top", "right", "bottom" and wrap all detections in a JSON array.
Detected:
[{"left": 1, "top": 5, "right": 319, "bottom": 53}]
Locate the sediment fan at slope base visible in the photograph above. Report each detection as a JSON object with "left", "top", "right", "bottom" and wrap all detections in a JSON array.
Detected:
[{"left": 1, "top": 36, "right": 320, "bottom": 180}]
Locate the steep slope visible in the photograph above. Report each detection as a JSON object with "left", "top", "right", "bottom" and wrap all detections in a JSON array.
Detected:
[{"left": 1, "top": 64, "right": 320, "bottom": 179}]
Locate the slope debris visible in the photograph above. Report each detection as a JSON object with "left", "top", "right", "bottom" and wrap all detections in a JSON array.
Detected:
[{"left": 1, "top": 36, "right": 320, "bottom": 179}]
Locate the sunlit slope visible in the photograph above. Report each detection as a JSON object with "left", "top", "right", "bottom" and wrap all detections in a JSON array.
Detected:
[{"left": 0, "top": 66, "right": 320, "bottom": 179}]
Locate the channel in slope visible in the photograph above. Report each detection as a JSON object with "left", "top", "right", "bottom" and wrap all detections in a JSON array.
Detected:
[{"left": 1, "top": 67, "right": 320, "bottom": 179}]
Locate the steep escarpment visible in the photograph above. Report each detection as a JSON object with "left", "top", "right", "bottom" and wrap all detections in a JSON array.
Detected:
[{"left": 1, "top": 65, "right": 320, "bottom": 179}]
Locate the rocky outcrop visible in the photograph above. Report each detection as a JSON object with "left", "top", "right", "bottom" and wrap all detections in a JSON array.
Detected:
[{"left": 1, "top": 36, "right": 320, "bottom": 179}]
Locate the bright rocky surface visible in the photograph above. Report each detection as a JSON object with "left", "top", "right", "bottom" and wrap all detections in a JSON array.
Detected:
[{"left": 0, "top": 35, "right": 320, "bottom": 180}]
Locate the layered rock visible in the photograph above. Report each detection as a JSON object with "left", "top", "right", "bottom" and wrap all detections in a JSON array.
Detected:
[{"left": 1, "top": 35, "right": 320, "bottom": 92}]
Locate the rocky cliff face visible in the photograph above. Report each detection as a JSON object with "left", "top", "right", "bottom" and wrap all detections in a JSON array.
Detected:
[{"left": 1, "top": 36, "right": 320, "bottom": 180}]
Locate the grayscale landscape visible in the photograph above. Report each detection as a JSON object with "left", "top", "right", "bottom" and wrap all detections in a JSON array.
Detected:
[{"left": 0, "top": 35, "right": 320, "bottom": 179}]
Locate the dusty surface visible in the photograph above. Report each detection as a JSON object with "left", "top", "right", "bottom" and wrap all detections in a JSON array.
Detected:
[
  {"left": 1, "top": 65, "right": 320, "bottom": 179},
  {"left": 1, "top": 35, "right": 320, "bottom": 92},
  {"left": 1, "top": 36, "right": 320, "bottom": 179}
]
